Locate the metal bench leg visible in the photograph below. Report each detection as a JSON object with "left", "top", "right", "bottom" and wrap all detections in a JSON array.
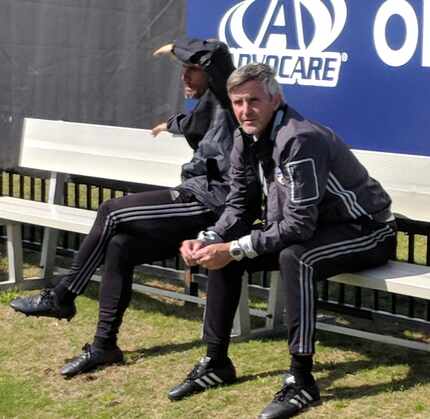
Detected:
[
  {"left": 184, "top": 266, "right": 199, "bottom": 307},
  {"left": 5, "top": 222, "right": 24, "bottom": 285},
  {"left": 40, "top": 227, "right": 59, "bottom": 279},
  {"left": 40, "top": 171, "right": 65, "bottom": 281},
  {"left": 231, "top": 273, "right": 251, "bottom": 338},
  {"left": 265, "top": 271, "right": 286, "bottom": 330}
]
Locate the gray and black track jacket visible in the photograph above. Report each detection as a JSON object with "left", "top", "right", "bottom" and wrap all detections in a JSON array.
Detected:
[
  {"left": 166, "top": 38, "right": 237, "bottom": 215},
  {"left": 209, "top": 104, "right": 393, "bottom": 256}
]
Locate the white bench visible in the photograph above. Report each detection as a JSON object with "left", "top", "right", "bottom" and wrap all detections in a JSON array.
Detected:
[
  {"left": 2, "top": 119, "right": 430, "bottom": 351},
  {"left": 0, "top": 117, "right": 192, "bottom": 292},
  {"left": 233, "top": 149, "right": 430, "bottom": 351}
]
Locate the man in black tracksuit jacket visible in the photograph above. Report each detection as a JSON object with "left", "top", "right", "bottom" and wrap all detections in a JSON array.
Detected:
[
  {"left": 10, "top": 38, "right": 240, "bottom": 377},
  {"left": 169, "top": 63, "right": 397, "bottom": 419}
]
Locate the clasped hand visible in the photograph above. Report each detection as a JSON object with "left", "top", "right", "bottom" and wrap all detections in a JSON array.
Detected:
[{"left": 180, "top": 239, "right": 233, "bottom": 270}]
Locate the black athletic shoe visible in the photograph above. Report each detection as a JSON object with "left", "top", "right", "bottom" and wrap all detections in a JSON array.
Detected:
[
  {"left": 168, "top": 356, "right": 237, "bottom": 401},
  {"left": 259, "top": 374, "right": 321, "bottom": 418},
  {"left": 9, "top": 289, "right": 76, "bottom": 321},
  {"left": 60, "top": 343, "right": 124, "bottom": 378}
]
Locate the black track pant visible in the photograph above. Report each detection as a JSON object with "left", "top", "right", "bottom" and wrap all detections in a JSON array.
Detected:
[
  {"left": 56, "top": 189, "right": 216, "bottom": 341},
  {"left": 203, "top": 220, "right": 397, "bottom": 355}
]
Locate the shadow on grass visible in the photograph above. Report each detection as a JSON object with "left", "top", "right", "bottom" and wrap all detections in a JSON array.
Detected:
[
  {"left": 317, "top": 333, "right": 430, "bottom": 402},
  {"left": 124, "top": 338, "right": 205, "bottom": 364},
  {"left": 60, "top": 340, "right": 207, "bottom": 379},
  {"left": 82, "top": 281, "right": 205, "bottom": 323},
  {"left": 235, "top": 369, "right": 289, "bottom": 385},
  {"left": 252, "top": 333, "right": 430, "bottom": 404}
]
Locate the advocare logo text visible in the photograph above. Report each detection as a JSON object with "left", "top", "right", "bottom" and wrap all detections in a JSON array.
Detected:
[{"left": 219, "top": 0, "right": 348, "bottom": 87}]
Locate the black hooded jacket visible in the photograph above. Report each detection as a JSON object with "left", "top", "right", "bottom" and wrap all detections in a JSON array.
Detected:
[
  {"left": 166, "top": 38, "right": 237, "bottom": 215},
  {"left": 210, "top": 104, "right": 393, "bottom": 254}
]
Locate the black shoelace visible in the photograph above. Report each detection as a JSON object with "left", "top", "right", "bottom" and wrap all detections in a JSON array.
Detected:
[
  {"left": 39, "top": 289, "right": 53, "bottom": 301},
  {"left": 185, "top": 361, "right": 204, "bottom": 381},
  {"left": 78, "top": 344, "right": 93, "bottom": 360},
  {"left": 273, "top": 383, "right": 300, "bottom": 402}
]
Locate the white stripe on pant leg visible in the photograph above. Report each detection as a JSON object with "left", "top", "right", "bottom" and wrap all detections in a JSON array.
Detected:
[
  {"left": 71, "top": 202, "right": 211, "bottom": 293},
  {"left": 299, "top": 262, "right": 306, "bottom": 353},
  {"left": 302, "top": 226, "right": 392, "bottom": 262},
  {"left": 72, "top": 203, "right": 212, "bottom": 293},
  {"left": 297, "top": 262, "right": 315, "bottom": 354},
  {"left": 69, "top": 215, "right": 115, "bottom": 293},
  {"left": 305, "top": 264, "right": 315, "bottom": 354},
  {"left": 306, "top": 230, "right": 395, "bottom": 266},
  {"left": 111, "top": 202, "right": 210, "bottom": 218},
  {"left": 299, "top": 263, "right": 315, "bottom": 354},
  {"left": 71, "top": 203, "right": 212, "bottom": 292},
  {"left": 296, "top": 225, "right": 395, "bottom": 354},
  {"left": 68, "top": 201, "right": 211, "bottom": 294},
  {"left": 106, "top": 201, "right": 206, "bottom": 217},
  {"left": 303, "top": 264, "right": 312, "bottom": 354},
  {"left": 69, "top": 207, "right": 143, "bottom": 292},
  {"left": 117, "top": 208, "right": 212, "bottom": 223},
  {"left": 201, "top": 304, "right": 207, "bottom": 340},
  {"left": 307, "top": 229, "right": 394, "bottom": 265},
  {"left": 301, "top": 229, "right": 395, "bottom": 352},
  {"left": 303, "top": 228, "right": 394, "bottom": 353}
]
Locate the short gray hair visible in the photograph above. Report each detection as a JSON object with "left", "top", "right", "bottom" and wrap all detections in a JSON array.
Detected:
[{"left": 227, "top": 63, "right": 283, "bottom": 98}]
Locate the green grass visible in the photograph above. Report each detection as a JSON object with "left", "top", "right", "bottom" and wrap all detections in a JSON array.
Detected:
[
  {"left": 0, "top": 374, "right": 54, "bottom": 417},
  {"left": 0, "top": 288, "right": 19, "bottom": 305},
  {"left": 1, "top": 277, "right": 430, "bottom": 418},
  {"left": 396, "top": 232, "right": 427, "bottom": 265}
]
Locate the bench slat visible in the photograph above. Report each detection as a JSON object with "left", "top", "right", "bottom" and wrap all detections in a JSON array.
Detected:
[
  {"left": 353, "top": 149, "right": 430, "bottom": 194},
  {"left": 387, "top": 190, "right": 430, "bottom": 223},
  {"left": 352, "top": 149, "right": 430, "bottom": 223},
  {"left": 0, "top": 197, "right": 95, "bottom": 234},
  {"left": 329, "top": 261, "right": 430, "bottom": 299}
]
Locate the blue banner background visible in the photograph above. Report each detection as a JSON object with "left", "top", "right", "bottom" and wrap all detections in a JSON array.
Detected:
[{"left": 188, "top": 0, "right": 430, "bottom": 156}]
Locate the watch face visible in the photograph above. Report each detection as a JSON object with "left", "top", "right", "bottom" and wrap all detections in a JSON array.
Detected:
[
  {"left": 230, "top": 243, "right": 244, "bottom": 260},
  {"left": 231, "top": 248, "right": 242, "bottom": 257}
]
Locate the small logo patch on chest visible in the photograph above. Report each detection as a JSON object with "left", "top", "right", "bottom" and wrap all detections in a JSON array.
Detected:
[{"left": 275, "top": 167, "right": 287, "bottom": 186}]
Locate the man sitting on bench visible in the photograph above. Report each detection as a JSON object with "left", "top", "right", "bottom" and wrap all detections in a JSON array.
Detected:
[
  {"left": 10, "top": 37, "right": 242, "bottom": 378},
  {"left": 169, "top": 63, "right": 397, "bottom": 419}
]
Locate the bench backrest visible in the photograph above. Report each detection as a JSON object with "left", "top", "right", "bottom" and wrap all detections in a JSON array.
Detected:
[
  {"left": 353, "top": 149, "right": 430, "bottom": 223},
  {"left": 20, "top": 118, "right": 193, "bottom": 188},
  {"left": 353, "top": 150, "right": 430, "bottom": 194},
  {"left": 18, "top": 118, "right": 429, "bottom": 223}
]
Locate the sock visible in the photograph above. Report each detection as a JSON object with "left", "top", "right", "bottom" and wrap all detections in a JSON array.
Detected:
[
  {"left": 53, "top": 282, "right": 77, "bottom": 305},
  {"left": 206, "top": 342, "right": 229, "bottom": 366},
  {"left": 290, "top": 354, "right": 315, "bottom": 387},
  {"left": 93, "top": 336, "right": 118, "bottom": 351}
]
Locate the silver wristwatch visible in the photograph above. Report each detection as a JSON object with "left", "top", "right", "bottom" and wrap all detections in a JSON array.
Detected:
[{"left": 229, "top": 240, "right": 245, "bottom": 261}]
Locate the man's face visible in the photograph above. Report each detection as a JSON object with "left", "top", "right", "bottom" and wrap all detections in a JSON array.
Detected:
[
  {"left": 181, "top": 64, "right": 208, "bottom": 99},
  {"left": 229, "top": 79, "right": 281, "bottom": 138}
]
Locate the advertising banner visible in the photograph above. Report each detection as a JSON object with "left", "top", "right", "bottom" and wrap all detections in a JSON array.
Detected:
[{"left": 188, "top": 0, "right": 430, "bottom": 156}]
